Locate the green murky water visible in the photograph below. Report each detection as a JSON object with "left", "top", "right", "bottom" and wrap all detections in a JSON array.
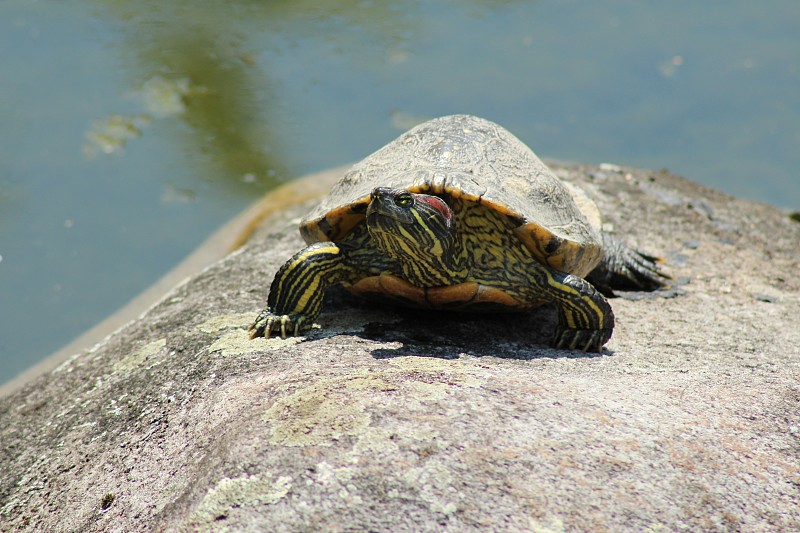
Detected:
[{"left": 1, "top": 0, "right": 798, "bottom": 385}]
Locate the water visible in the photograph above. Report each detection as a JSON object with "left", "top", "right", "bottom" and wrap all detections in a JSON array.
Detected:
[{"left": 1, "top": 0, "right": 798, "bottom": 386}]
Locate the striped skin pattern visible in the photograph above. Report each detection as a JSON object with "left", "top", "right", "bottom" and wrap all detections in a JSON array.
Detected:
[
  {"left": 366, "top": 188, "right": 467, "bottom": 287},
  {"left": 454, "top": 198, "right": 612, "bottom": 340},
  {"left": 252, "top": 242, "right": 358, "bottom": 338},
  {"left": 251, "top": 188, "right": 613, "bottom": 352}
]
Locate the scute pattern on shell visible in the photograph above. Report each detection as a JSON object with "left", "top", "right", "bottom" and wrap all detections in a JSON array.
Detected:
[{"left": 300, "top": 114, "right": 603, "bottom": 276}]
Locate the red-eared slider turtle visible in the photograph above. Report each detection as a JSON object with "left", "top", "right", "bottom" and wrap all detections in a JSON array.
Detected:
[{"left": 250, "top": 115, "right": 668, "bottom": 351}]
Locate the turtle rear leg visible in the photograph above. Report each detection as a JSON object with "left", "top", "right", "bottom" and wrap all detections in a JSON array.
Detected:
[
  {"left": 586, "top": 233, "right": 671, "bottom": 295},
  {"left": 249, "top": 242, "right": 357, "bottom": 339}
]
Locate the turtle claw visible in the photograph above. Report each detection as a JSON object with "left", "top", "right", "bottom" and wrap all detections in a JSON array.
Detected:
[
  {"left": 552, "top": 326, "right": 612, "bottom": 353},
  {"left": 588, "top": 234, "right": 671, "bottom": 295},
  {"left": 249, "top": 308, "right": 307, "bottom": 339}
]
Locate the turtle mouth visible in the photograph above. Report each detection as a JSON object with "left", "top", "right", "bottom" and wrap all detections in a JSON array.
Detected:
[{"left": 366, "top": 207, "right": 406, "bottom": 233}]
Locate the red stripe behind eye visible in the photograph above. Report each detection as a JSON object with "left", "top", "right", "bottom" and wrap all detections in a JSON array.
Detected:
[{"left": 417, "top": 195, "right": 452, "bottom": 220}]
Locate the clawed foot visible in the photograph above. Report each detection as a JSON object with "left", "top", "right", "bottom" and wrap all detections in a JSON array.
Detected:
[
  {"left": 611, "top": 247, "right": 669, "bottom": 292},
  {"left": 248, "top": 308, "right": 310, "bottom": 339},
  {"left": 552, "top": 326, "right": 612, "bottom": 353},
  {"left": 588, "top": 234, "right": 671, "bottom": 295}
]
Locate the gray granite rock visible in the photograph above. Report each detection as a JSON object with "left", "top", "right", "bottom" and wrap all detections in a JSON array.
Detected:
[{"left": 1, "top": 162, "right": 799, "bottom": 532}]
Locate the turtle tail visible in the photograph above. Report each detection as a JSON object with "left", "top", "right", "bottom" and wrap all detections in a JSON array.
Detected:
[{"left": 586, "top": 233, "right": 671, "bottom": 296}]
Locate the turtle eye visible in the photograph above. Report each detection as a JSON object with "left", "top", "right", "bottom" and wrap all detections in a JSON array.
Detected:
[{"left": 395, "top": 192, "right": 414, "bottom": 207}]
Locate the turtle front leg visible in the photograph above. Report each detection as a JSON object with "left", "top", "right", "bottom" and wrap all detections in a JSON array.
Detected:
[
  {"left": 249, "top": 242, "right": 356, "bottom": 339},
  {"left": 539, "top": 267, "right": 615, "bottom": 352}
]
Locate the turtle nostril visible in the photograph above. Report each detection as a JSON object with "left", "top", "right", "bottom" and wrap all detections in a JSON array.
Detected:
[{"left": 370, "top": 187, "right": 387, "bottom": 202}]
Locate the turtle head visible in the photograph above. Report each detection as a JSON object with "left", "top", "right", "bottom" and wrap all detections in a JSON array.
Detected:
[{"left": 366, "top": 187, "right": 465, "bottom": 286}]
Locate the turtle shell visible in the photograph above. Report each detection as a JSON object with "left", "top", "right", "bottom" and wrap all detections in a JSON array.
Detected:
[{"left": 300, "top": 114, "right": 604, "bottom": 277}]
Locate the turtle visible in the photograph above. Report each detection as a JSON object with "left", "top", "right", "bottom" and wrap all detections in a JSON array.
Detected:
[{"left": 249, "top": 114, "right": 668, "bottom": 352}]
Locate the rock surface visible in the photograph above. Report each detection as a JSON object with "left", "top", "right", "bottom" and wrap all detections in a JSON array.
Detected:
[{"left": 1, "top": 162, "right": 799, "bottom": 532}]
